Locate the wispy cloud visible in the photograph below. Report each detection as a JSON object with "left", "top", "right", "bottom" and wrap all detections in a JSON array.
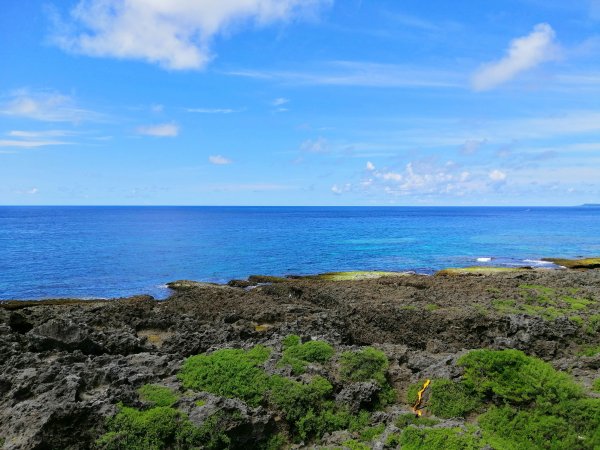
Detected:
[
  {"left": 471, "top": 23, "right": 560, "bottom": 91},
  {"left": 186, "top": 107, "right": 242, "bottom": 114},
  {"left": 272, "top": 97, "right": 289, "bottom": 106},
  {"left": 51, "top": 0, "right": 331, "bottom": 70},
  {"left": 300, "top": 137, "right": 329, "bottom": 153},
  {"left": 136, "top": 123, "right": 179, "bottom": 137},
  {"left": 208, "top": 155, "right": 232, "bottom": 165},
  {"left": 0, "top": 130, "right": 73, "bottom": 148},
  {"left": 0, "top": 89, "right": 99, "bottom": 122},
  {"left": 228, "top": 61, "right": 462, "bottom": 88}
]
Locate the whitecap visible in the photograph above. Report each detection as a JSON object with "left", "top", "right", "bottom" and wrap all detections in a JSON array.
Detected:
[{"left": 476, "top": 257, "right": 492, "bottom": 262}]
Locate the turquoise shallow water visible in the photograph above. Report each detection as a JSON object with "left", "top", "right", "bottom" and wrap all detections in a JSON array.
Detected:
[{"left": 0, "top": 206, "right": 599, "bottom": 300}]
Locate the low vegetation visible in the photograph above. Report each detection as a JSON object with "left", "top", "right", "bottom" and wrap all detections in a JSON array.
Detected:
[
  {"left": 278, "top": 336, "right": 334, "bottom": 374},
  {"left": 98, "top": 344, "right": 600, "bottom": 449}
]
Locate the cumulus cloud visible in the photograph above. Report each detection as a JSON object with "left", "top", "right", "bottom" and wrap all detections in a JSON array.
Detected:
[
  {"left": 471, "top": 23, "right": 560, "bottom": 91},
  {"left": 347, "top": 159, "right": 511, "bottom": 198},
  {"left": 136, "top": 123, "right": 179, "bottom": 137},
  {"left": 52, "top": 0, "right": 330, "bottom": 70},
  {"left": 208, "top": 155, "right": 232, "bottom": 165},
  {"left": 366, "top": 161, "right": 375, "bottom": 171},
  {"left": 0, "top": 89, "right": 97, "bottom": 122}
]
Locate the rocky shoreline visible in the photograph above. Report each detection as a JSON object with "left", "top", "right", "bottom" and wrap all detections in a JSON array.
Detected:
[{"left": 1, "top": 265, "right": 600, "bottom": 449}]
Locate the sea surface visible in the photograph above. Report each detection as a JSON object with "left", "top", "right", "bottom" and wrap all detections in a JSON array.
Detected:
[{"left": 1, "top": 206, "right": 599, "bottom": 300}]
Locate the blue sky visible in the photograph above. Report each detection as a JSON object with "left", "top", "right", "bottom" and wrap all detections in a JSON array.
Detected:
[{"left": 1, "top": 0, "right": 600, "bottom": 206}]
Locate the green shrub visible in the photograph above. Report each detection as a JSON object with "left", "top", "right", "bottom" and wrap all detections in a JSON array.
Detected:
[
  {"left": 283, "top": 334, "right": 301, "bottom": 349},
  {"left": 340, "top": 347, "right": 395, "bottom": 406},
  {"left": 399, "top": 426, "right": 482, "bottom": 450},
  {"left": 427, "top": 379, "right": 481, "bottom": 418},
  {"left": 340, "top": 347, "right": 389, "bottom": 385},
  {"left": 479, "top": 404, "right": 600, "bottom": 450},
  {"left": 279, "top": 339, "right": 334, "bottom": 374},
  {"left": 259, "top": 433, "right": 287, "bottom": 450},
  {"left": 178, "top": 345, "right": 271, "bottom": 406},
  {"left": 96, "top": 405, "right": 202, "bottom": 450},
  {"left": 457, "top": 349, "right": 583, "bottom": 406},
  {"left": 385, "top": 433, "right": 402, "bottom": 448},
  {"left": 359, "top": 423, "right": 385, "bottom": 441},
  {"left": 594, "top": 379, "right": 600, "bottom": 393},
  {"left": 342, "top": 440, "right": 370, "bottom": 450},
  {"left": 395, "top": 413, "right": 439, "bottom": 428},
  {"left": 137, "top": 384, "right": 180, "bottom": 407}
]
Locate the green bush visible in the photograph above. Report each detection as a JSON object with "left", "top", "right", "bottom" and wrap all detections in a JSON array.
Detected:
[
  {"left": 279, "top": 339, "right": 334, "bottom": 374},
  {"left": 283, "top": 334, "right": 301, "bottom": 349},
  {"left": 340, "top": 347, "right": 389, "bottom": 385},
  {"left": 342, "top": 440, "right": 371, "bottom": 450},
  {"left": 457, "top": 349, "right": 582, "bottom": 406},
  {"left": 395, "top": 413, "right": 439, "bottom": 428},
  {"left": 385, "top": 433, "right": 402, "bottom": 448},
  {"left": 340, "top": 347, "right": 395, "bottom": 406},
  {"left": 399, "top": 426, "right": 482, "bottom": 450},
  {"left": 178, "top": 345, "right": 271, "bottom": 406},
  {"left": 479, "top": 404, "right": 600, "bottom": 450},
  {"left": 578, "top": 344, "right": 600, "bottom": 357},
  {"left": 594, "top": 378, "right": 600, "bottom": 393},
  {"left": 137, "top": 384, "right": 180, "bottom": 407},
  {"left": 96, "top": 405, "right": 203, "bottom": 450},
  {"left": 427, "top": 379, "right": 481, "bottom": 418},
  {"left": 359, "top": 423, "right": 385, "bottom": 441}
]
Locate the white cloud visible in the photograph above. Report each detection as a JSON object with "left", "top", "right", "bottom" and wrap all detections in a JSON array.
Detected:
[
  {"left": 0, "top": 89, "right": 97, "bottom": 122},
  {"left": 137, "top": 123, "right": 179, "bottom": 137},
  {"left": 0, "top": 130, "right": 72, "bottom": 148},
  {"left": 186, "top": 108, "right": 241, "bottom": 114},
  {"left": 230, "top": 61, "right": 461, "bottom": 88},
  {"left": 331, "top": 183, "right": 351, "bottom": 195},
  {"left": 489, "top": 169, "right": 507, "bottom": 181},
  {"left": 366, "top": 161, "right": 375, "bottom": 171},
  {"left": 471, "top": 23, "right": 560, "bottom": 91},
  {"left": 208, "top": 154, "right": 232, "bottom": 165},
  {"left": 272, "top": 97, "right": 289, "bottom": 106},
  {"left": 14, "top": 188, "right": 39, "bottom": 195},
  {"left": 300, "top": 137, "right": 329, "bottom": 153},
  {"left": 52, "top": 0, "right": 331, "bottom": 70}
]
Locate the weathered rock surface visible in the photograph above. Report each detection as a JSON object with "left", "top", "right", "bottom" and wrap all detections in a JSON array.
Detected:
[{"left": 1, "top": 270, "right": 599, "bottom": 449}]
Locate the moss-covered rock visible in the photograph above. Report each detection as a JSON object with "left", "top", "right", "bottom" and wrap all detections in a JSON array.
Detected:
[
  {"left": 435, "top": 266, "right": 533, "bottom": 276},
  {"left": 542, "top": 257, "right": 600, "bottom": 269},
  {"left": 306, "top": 271, "right": 409, "bottom": 281}
]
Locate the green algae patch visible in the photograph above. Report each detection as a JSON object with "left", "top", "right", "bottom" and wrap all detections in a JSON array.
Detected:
[
  {"left": 542, "top": 257, "right": 600, "bottom": 269},
  {"left": 306, "top": 271, "right": 409, "bottom": 281},
  {"left": 435, "top": 266, "right": 532, "bottom": 276},
  {"left": 491, "top": 284, "right": 596, "bottom": 319}
]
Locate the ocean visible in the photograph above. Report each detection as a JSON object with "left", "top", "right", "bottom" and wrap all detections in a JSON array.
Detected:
[{"left": 1, "top": 206, "right": 599, "bottom": 300}]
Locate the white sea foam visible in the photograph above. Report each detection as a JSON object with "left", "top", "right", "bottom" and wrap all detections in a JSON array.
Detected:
[
  {"left": 476, "top": 257, "right": 492, "bottom": 262},
  {"left": 523, "top": 259, "right": 554, "bottom": 266}
]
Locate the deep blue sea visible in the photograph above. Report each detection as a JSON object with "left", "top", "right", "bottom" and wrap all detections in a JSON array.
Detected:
[{"left": 1, "top": 206, "right": 599, "bottom": 300}]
